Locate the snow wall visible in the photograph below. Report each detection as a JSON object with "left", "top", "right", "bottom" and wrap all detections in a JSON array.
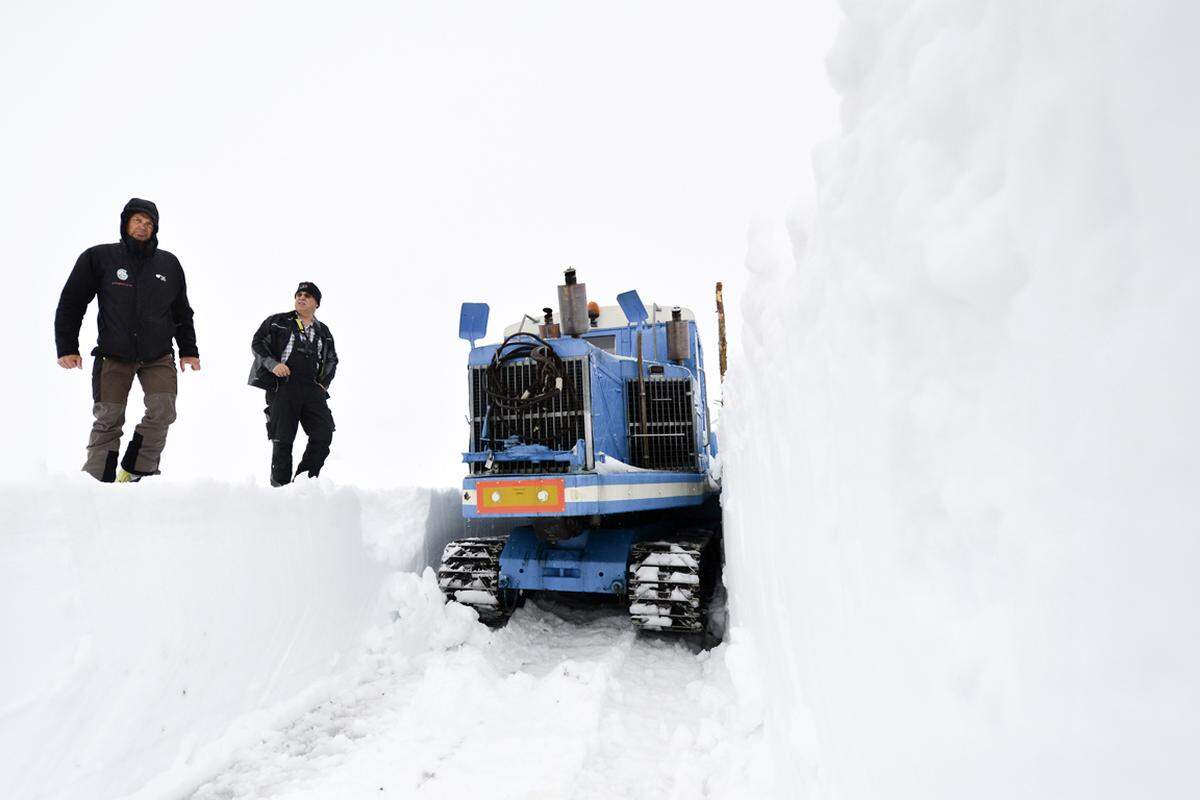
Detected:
[
  {"left": 0, "top": 479, "right": 461, "bottom": 800},
  {"left": 722, "top": 1, "right": 1199, "bottom": 798}
]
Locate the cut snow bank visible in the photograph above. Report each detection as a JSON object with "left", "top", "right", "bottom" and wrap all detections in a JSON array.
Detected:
[
  {"left": 0, "top": 477, "right": 460, "bottom": 800},
  {"left": 723, "top": 1, "right": 1199, "bottom": 798}
]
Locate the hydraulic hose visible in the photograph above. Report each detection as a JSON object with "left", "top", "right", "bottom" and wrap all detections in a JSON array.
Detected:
[{"left": 485, "top": 332, "right": 565, "bottom": 411}]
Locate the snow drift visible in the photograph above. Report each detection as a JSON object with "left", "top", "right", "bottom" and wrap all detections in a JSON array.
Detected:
[
  {"left": 722, "top": 1, "right": 1199, "bottom": 797},
  {"left": 0, "top": 478, "right": 460, "bottom": 800}
]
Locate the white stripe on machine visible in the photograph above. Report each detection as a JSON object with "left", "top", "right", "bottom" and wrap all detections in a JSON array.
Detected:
[{"left": 462, "top": 481, "right": 707, "bottom": 506}]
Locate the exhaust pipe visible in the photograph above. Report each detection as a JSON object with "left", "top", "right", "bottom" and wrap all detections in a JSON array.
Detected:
[{"left": 557, "top": 268, "right": 589, "bottom": 337}]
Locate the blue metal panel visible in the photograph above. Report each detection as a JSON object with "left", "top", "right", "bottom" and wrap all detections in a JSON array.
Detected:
[
  {"left": 616, "top": 291, "right": 648, "bottom": 323},
  {"left": 587, "top": 348, "right": 630, "bottom": 462},
  {"left": 499, "top": 525, "right": 663, "bottom": 595},
  {"left": 463, "top": 440, "right": 586, "bottom": 469}
]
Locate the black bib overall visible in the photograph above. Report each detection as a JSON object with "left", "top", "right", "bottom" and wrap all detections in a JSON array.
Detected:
[{"left": 265, "top": 323, "right": 335, "bottom": 485}]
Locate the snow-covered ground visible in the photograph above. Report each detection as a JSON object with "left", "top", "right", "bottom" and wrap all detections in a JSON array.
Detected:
[
  {"left": 0, "top": 478, "right": 460, "bottom": 799},
  {"left": 187, "top": 578, "right": 763, "bottom": 800},
  {"left": 1, "top": 480, "right": 763, "bottom": 799}
]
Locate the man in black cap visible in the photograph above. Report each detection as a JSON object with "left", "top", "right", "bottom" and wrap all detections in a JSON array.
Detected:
[
  {"left": 55, "top": 198, "right": 201, "bottom": 482},
  {"left": 248, "top": 283, "right": 338, "bottom": 486}
]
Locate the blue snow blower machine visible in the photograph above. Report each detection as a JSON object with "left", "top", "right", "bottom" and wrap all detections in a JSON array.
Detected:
[{"left": 438, "top": 268, "right": 723, "bottom": 634}]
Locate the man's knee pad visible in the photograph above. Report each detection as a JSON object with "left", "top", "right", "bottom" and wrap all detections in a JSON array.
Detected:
[
  {"left": 91, "top": 402, "right": 127, "bottom": 431},
  {"left": 144, "top": 393, "right": 178, "bottom": 426}
]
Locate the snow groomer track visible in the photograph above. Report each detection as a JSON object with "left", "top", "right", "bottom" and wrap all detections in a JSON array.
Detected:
[{"left": 189, "top": 580, "right": 750, "bottom": 800}]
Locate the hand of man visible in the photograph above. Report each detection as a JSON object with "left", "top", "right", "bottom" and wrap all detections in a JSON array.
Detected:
[
  {"left": 180, "top": 357, "right": 201, "bottom": 372},
  {"left": 272, "top": 363, "right": 291, "bottom": 378},
  {"left": 57, "top": 355, "right": 83, "bottom": 369}
]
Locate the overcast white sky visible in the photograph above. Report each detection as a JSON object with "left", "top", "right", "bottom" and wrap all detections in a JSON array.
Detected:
[{"left": 1, "top": 0, "right": 839, "bottom": 487}]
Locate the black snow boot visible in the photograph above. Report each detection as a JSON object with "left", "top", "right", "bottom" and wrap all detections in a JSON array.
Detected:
[{"left": 271, "top": 440, "right": 293, "bottom": 487}]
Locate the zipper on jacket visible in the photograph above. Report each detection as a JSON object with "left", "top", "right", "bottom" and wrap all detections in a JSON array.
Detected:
[{"left": 132, "top": 259, "right": 143, "bottom": 361}]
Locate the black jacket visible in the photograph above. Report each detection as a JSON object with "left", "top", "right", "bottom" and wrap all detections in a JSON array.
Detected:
[
  {"left": 54, "top": 199, "right": 199, "bottom": 361},
  {"left": 248, "top": 311, "right": 338, "bottom": 392}
]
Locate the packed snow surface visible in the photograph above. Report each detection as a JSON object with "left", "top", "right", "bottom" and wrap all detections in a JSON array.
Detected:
[{"left": 187, "top": 575, "right": 764, "bottom": 800}]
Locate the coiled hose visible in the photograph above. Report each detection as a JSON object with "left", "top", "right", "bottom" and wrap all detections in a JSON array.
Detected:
[{"left": 485, "top": 332, "right": 565, "bottom": 411}]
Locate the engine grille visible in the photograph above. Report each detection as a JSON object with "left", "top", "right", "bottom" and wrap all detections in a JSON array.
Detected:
[
  {"left": 469, "top": 357, "right": 589, "bottom": 475},
  {"left": 625, "top": 377, "right": 698, "bottom": 472}
]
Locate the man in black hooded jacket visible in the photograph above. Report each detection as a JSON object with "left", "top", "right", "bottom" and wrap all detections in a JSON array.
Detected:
[{"left": 54, "top": 198, "right": 200, "bottom": 482}]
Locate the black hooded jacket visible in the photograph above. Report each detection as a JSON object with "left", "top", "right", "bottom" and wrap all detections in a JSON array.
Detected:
[{"left": 54, "top": 198, "right": 199, "bottom": 361}]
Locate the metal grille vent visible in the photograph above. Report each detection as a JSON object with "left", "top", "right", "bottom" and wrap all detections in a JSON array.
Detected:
[
  {"left": 469, "top": 357, "right": 589, "bottom": 475},
  {"left": 625, "top": 377, "right": 698, "bottom": 472}
]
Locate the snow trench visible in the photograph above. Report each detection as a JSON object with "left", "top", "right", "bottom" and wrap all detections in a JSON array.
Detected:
[{"left": 0, "top": 478, "right": 460, "bottom": 800}]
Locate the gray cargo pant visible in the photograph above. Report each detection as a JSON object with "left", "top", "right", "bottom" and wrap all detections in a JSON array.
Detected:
[{"left": 84, "top": 354, "right": 178, "bottom": 482}]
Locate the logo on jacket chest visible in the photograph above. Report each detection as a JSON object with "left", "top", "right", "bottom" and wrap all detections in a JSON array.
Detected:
[{"left": 111, "top": 266, "right": 163, "bottom": 286}]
